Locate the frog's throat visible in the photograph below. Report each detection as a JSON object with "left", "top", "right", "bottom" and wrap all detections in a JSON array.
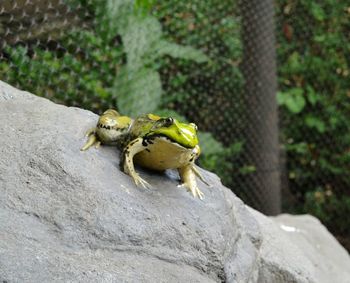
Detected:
[{"left": 144, "top": 134, "right": 195, "bottom": 149}]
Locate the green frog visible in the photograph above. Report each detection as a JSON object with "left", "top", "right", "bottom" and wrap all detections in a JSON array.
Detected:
[{"left": 81, "top": 111, "right": 208, "bottom": 199}]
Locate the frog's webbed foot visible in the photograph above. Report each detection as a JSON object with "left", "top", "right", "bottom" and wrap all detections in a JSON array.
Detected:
[
  {"left": 178, "top": 165, "right": 204, "bottom": 199},
  {"left": 81, "top": 128, "right": 100, "bottom": 151},
  {"left": 188, "top": 184, "right": 204, "bottom": 200},
  {"left": 131, "top": 172, "right": 151, "bottom": 189},
  {"left": 177, "top": 183, "right": 204, "bottom": 199}
]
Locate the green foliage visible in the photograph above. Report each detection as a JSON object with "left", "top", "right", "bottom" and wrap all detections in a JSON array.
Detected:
[
  {"left": 1, "top": 0, "right": 208, "bottom": 117},
  {"left": 278, "top": 0, "right": 350, "bottom": 239},
  {"left": 90, "top": 0, "right": 209, "bottom": 116},
  {"left": 110, "top": 11, "right": 208, "bottom": 116},
  {"left": 0, "top": 31, "right": 123, "bottom": 111},
  {"left": 277, "top": 88, "right": 305, "bottom": 114},
  {"left": 198, "top": 132, "right": 243, "bottom": 185}
]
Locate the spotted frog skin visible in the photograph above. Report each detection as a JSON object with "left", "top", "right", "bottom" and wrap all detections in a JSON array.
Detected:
[{"left": 81, "top": 110, "right": 208, "bottom": 199}]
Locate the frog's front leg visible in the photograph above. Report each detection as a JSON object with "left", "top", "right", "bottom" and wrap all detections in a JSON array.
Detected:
[
  {"left": 121, "top": 137, "right": 150, "bottom": 189},
  {"left": 178, "top": 165, "right": 204, "bottom": 199},
  {"left": 80, "top": 128, "right": 101, "bottom": 151}
]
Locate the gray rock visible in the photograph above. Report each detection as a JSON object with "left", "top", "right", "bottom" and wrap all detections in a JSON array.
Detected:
[
  {"left": 250, "top": 209, "right": 350, "bottom": 283},
  {"left": 274, "top": 214, "right": 350, "bottom": 283},
  {"left": 0, "top": 80, "right": 349, "bottom": 283}
]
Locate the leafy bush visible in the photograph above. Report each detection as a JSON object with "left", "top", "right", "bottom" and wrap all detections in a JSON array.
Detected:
[
  {"left": 0, "top": 31, "right": 123, "bottom": 112},
  {"left": 1, "top": 0, "right": 209, "bottom": 115},
  {"left": 277, "top": 0, "right": 350, "bottom": 245}
]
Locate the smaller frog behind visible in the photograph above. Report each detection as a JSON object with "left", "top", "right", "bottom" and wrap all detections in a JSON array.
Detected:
[{"left": 81, "top": 109, "right": 132, "bottom": 151}]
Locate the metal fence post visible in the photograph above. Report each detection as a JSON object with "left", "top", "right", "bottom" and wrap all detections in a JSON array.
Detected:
[{"left": 239, "top": 0, "right": 281, "bottom": 215}]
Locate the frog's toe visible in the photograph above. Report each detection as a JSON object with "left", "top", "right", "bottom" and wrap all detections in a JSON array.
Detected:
[
  {"left": 178, "top": 183, "right": 204, "bottom": 199},
  {"left": 133, "top": 174, "right": 151, "bottom": 189},
  {"left": 95, "top": 141, "right": 101, "bottom": 149},
  {"left": 191, "top": 186, "right": 204, "bottom": 200},
  {"left": 81, "top": 134, "right": 98, "bottom": 151},
  {"left": 196, "top": 188, "right": 204, "bottom": 200}
]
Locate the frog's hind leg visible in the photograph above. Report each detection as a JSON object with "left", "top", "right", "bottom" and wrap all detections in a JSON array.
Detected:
[
  {"left": 81, "top": 128, "right": 99, "bottom": 151},
  {"left": 121, "top": 137, "right": 151, "bottom": 189}
]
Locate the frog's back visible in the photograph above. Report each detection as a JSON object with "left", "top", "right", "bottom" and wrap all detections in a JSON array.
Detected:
[{"left": 117, "top": 114, "right": 159, "bottom": 148}]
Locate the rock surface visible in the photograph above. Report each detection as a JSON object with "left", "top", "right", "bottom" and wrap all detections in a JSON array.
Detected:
[
  {"left": 251, "top": 210, "right": 350, "bottom": 283},
  {"left": 0, "top": 80, "right": 349, "bottom": 283}
]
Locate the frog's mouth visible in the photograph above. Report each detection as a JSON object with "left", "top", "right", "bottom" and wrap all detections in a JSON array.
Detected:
[{"left": 144, "top": 134, "right": 193, "bottom": 149}]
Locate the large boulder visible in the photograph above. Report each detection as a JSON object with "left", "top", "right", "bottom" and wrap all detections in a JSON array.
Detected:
[{"left": 0, "top": 80, "right": 349, "bottom": 282}]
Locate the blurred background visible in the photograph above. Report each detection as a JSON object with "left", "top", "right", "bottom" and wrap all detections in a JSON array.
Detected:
[{"left": 0, "top": 0, "right": 349, "bottom": 251}]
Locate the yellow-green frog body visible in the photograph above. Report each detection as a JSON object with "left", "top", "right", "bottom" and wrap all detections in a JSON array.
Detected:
[{"left": 81, "top": 111, "right": 208, "bottom": 199}]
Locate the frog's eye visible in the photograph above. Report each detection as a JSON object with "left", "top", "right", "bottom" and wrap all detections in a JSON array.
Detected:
[
  {"left": 164, "top": 117, "right": 174, "bottom": 127},
  {"left": 190, "top": 123, "right": 198, "bottom": 131}
]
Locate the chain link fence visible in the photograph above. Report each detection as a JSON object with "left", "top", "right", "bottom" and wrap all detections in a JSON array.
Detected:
[{"left": 1, "top": 0, "right": 349, "bottom": 251}]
